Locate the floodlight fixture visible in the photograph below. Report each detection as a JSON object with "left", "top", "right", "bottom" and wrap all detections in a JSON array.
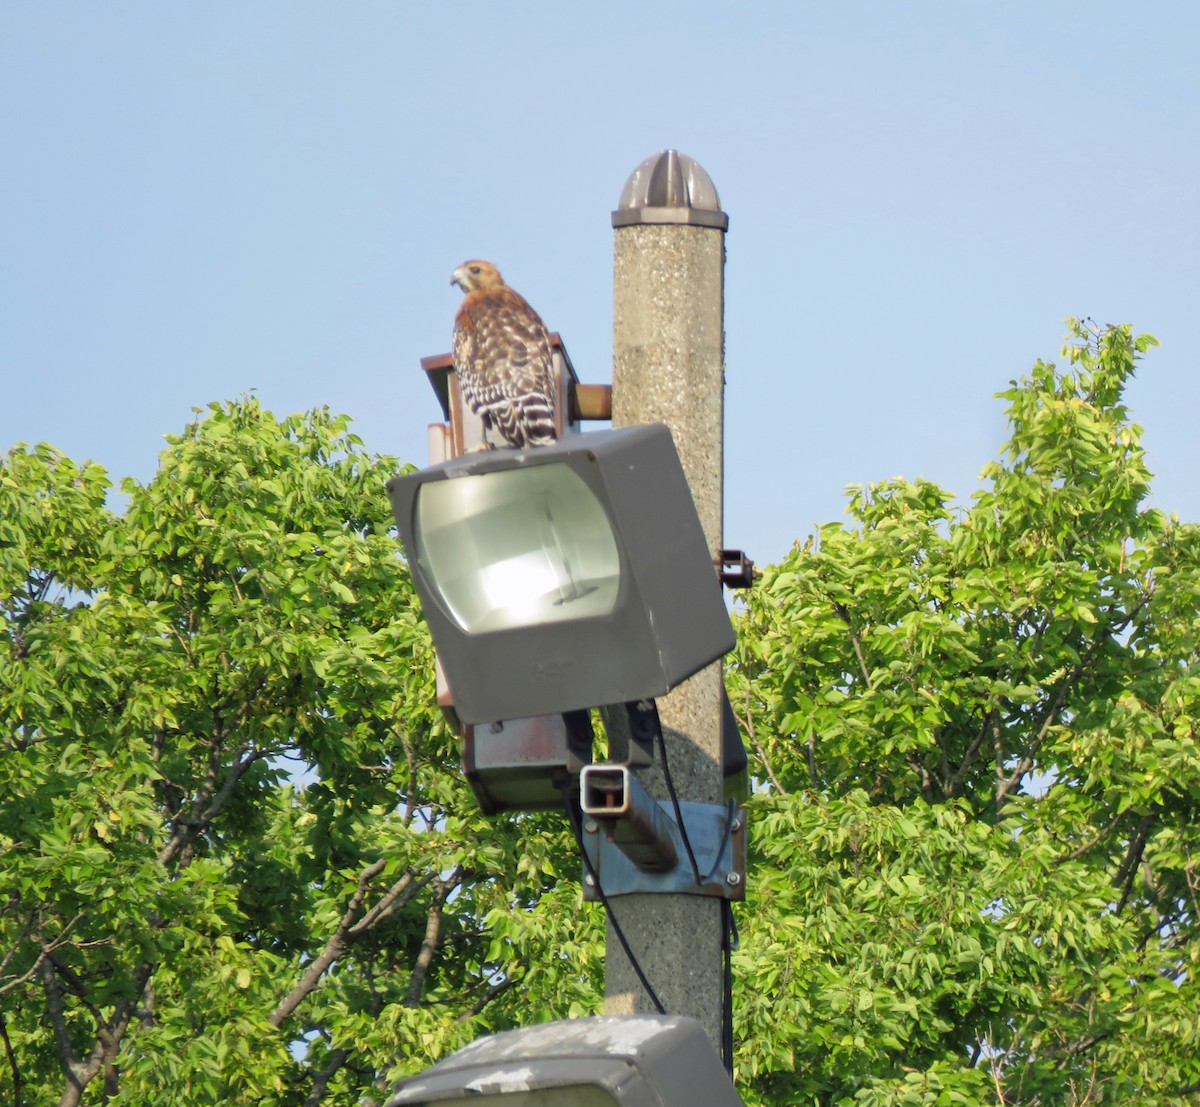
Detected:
[
  {"left": 387, "top": 424, "right": 734, "bottom": 726},
  {"left": 385, "top": 1015, "right": 744, "bottom": 1106}
]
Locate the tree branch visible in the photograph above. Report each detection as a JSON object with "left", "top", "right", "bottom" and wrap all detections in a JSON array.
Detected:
[
  {"left": 462, "top": 972, "right": 521, "bottom": 1020},
  {"left": 1114, "top": 813, "right": 1154, "bottom": 914},
  {"left": 347, "top": 867, "right": 434, "bottom": 939},
  {"left": 997, "top": 598, "right": 1149, "bottom": 806},
  {"left": 833, "top": 602, "right": 875, "bottom": 690},
  {"left": 303, "top": 1047, "right": 349, "bottom": 1106},
  {"left": 42, "top": 955, "right": 154, "bottom": 1107},
  {"left": 996, "top": 676, "right": 1073, "bottom": 805},
  {"left": 906, "top": 754, "right": 935, "bottom": 804},
  {"left": 946, "top": 707, "right": 997, "bottom": 798},
  {"left": 405, "top": 874, "right": 458, "bottom": 1007},
  {"left": 0, "top": 1009, "right": 23, "bottom": 1107},
  {"left": 1057, "top": 810, "right": 1125, "bottom": 864},
  {"left": 158, "top": 741, "right": 273, "bottom": 868},
  {"left": 735, "top": 695, "right": 788, "bottom": 795},
  {"left": 0, "top": 913, "right": 86, "bottom": 999},
  {"left": 270, "top": 863, "right": 433, "bottom": 1029},
  {"left": 39, "top": 955, "right": 81, "bottom": 1094},
  {"left": 397, "top": 725, "right": 421, "bottom": 828}
]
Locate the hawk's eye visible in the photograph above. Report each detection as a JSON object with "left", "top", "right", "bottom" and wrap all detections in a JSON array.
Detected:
[{"left": 469, "top": 265, "right": 482, "bottom": 275}]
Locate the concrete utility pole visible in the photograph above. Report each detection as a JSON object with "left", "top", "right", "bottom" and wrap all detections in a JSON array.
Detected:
[{"left": 607, "top": 151, "right": 730, "bottom": 1048}]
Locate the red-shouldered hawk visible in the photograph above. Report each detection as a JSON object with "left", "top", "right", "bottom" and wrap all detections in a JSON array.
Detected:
[{"left": 451, "top": 260, "right": 557, "bottom": 450}]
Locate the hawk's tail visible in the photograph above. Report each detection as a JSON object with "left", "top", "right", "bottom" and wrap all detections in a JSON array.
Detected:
[{"left": 494, "top": 396, "right": 557, "bottom": 449}]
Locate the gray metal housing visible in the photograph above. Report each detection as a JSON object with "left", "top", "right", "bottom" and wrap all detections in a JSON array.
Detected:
[
  {"left": 386, "top": 424, "right": 734, "bottom": 726},
  {"left": 385, "top": 1015, "right": 744, "bottom": 1105}
]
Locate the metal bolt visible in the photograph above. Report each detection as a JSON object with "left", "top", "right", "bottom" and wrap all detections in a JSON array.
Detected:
[
  {"left": 725, "top": 872, "right": 741, "bottom": 887},
  {"left": 730, "top": 818, "right": 742, "bottom": 833},
  {"left": 584, "top": 873, "right": 596, "bottom": 887},
  {"left": 583, "top": 819, "right": 599, "bottom": 834}
]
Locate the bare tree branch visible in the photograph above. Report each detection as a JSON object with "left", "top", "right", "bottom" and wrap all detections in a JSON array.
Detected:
[
  {"left": 833, "top": 602, "right": 875, "bottom": 691},
  {"left": 735, "top": 694, "right": 788, "bottom": 795},
  {"left": 405, "top": 870, "right": 462, "bottom": 1007},
  {"left": 946, "top": 707, "right": 998, "bottom": 797},
  {"left": 0, "top": 1009, "right": 24, "bottom": 1107},
  {"left": 1058, "top": 810, "right": 1126, "bottom": 864},
  {"left": 42, "top": 956, "right": 154, "bottom": 1107},
  {"left": 270, "top": 863, "right": 433, "bottom": 1029},
  {"left": 303, "top": 1047, "right": 349, "bottom": 1106}
]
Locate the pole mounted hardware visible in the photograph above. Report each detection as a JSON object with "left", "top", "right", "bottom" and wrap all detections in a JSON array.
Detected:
[
  {"left": 580, "top": 765, "right": 746, "bottom": 901},
  {"left": 612, "top": 149, "right": 729, "bottom": 230},
  {"left": 716, "top": 548, "right": 757, "bottom": 590}
]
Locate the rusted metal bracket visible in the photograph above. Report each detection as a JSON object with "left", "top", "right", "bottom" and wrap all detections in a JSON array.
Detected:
[{"left": 716, "top": 548, "right": 757, "bottom": 589}]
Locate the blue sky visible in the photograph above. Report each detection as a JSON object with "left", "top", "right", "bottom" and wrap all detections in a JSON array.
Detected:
[{"left": 3, "top": 1, "right": 1197, "bottom": 567}]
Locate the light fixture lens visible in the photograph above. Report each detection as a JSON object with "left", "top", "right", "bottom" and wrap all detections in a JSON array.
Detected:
[{"left": 414, "top": 464, "right": 621, "bottom": 634}]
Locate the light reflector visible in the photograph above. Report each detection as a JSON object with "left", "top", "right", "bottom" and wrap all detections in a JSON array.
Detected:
[{"left": 415, "top": 464, "right": 620, "bottom": 634}]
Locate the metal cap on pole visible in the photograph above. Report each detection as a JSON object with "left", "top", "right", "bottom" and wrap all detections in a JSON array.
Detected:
[
  {"left": 606, "top": 151, "right": 732, "bottom": 1053},
  {"left": 613, "top": 149, "right": 729, "bottom": 230}
]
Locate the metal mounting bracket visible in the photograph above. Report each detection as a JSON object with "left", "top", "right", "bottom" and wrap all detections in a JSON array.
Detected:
[{"left": 579, "top": 767, "right": 745, "bottom": 901}]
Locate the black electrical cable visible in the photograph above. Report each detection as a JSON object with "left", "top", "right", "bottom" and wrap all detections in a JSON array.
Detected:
[
  {"left": 565, "top": 708, "right": 742, "bottom": 1066},
  {"left": 704, "top": 799, "right": 738, "bottom": 885},
  {"left": 655, "top": 721, "right": 741, "bottom": 1075},
  {"left": 561, "top": 786, "right": 668, "bottom": 1016},
  {"left": 704, "top": 800, "right": 741, "bottom": 1075},
  {"left": 721, "top": 898, "right": 738, "bottom": 1075},
  {"left": 654, "top": 720, "right": 704, "bottom": 886}
]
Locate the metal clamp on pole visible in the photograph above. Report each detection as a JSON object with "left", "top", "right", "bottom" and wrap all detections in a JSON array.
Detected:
[
  {"left": 580, "top": 765, "right": 746, "bottom": 901},
  {"left": 716, "top": 548, "right": 757, "bottom": 589}
]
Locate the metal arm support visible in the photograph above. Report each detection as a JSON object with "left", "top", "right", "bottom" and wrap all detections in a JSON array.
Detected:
[{"left": 579, "top": 765, "right": 745, "bottom": 900}]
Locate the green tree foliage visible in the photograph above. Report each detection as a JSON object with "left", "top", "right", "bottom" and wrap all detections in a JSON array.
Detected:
[
  {"left": 5, "top": 321, "right": 1198, "bottom": 1106},
  {"left": 729, "top": 321, "right": 1200, "bottom": 1104},
  {"left": 0, "top": 401, "right": 603, "bottom": 1105}
]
